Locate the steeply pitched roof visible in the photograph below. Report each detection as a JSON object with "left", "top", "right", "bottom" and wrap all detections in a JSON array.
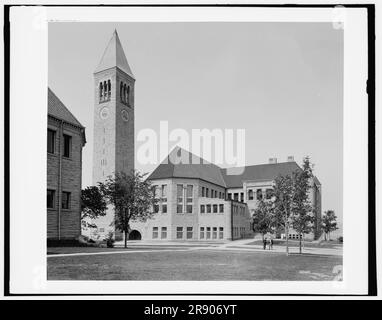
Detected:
[
  {"left": 94, "top": 29, "right": 135, "bottom": 78},
  {"left": 148, "top": 147, "right": 305, "bottom": 188},
  {"left": 221, "top": 162, "right": 301, "bottom": 188},
  {"left": 148, "top": 147, "right": 226, "bottom": 187},
  {"left": 48, "top": 87, "right": 84, "bottom": 128}
]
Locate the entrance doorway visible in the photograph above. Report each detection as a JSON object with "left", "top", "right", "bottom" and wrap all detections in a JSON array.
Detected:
[{"left": 128, "top": 230, "right": 142, "bottom": 240}]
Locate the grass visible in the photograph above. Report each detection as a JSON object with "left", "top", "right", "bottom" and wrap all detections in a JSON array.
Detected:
[
  {"left": 47, "top": 248, "right": 342, "bottom": 281},
  {"left": 246, "top": 240, "right": 343, "bottom": 249}
]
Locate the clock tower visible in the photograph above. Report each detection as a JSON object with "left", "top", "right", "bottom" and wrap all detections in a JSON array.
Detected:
[{"left": 92, "top": 30, "right": 135, "bottom": 238}]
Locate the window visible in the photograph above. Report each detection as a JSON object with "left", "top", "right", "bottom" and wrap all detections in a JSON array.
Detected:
[
  {"left": 206, "top": 227, "right": 211, "bottom": 239},
  {"left": 200, "top": 227, "right": 205, "bottom": 239},
  {"left": 152, "top": 227, "right": 159, "bottom": 239},
  {"left": 228, "top": 193, "right": 232, "bottom": 200},
  {"left": 177, "top": 184, "right": 183, "bottom": 213},
  {"left": 206, "top": 188, "right": 209, "bottom": 198},
  {"left": 200, "top": 205, "right": 205, "bottom": 214},
  {"left": 234, "top": 193, "right": 239, "bottom": 201},
  {"left": 240, "top": 192, "right": 244, "bottom": 202},
  {"left": 126, "top": 86, "right": 130, "bottom": 104},
  {"left": 206, "top": 204, "right": 211, "bottom": 213},
  {"left": 154, "top": 204, "right": 159, "bottom": 213},
  {"left": 266, "top": 188, "right": 273, "bottom": 199},
  {"left": 219, "top": 204, "right": 224, "bottom": 213},
  {"left": 161, "top": 227, "right": 167, "bottom": 239},
  {"left": 186, "top": 185, "right": 193, "bottom": 213},
  {"left": 215, "top": 190, "right": 218, "bottom": 198},
  {"left": 202, "top": 187, "right": 205, "bottom": 197},
  {"left": 256, "top": 189, "right": 263, "bottom": 200},
  {"left": 63, "top": 134, "right": 72, "bottom": 158},
  {"left": 120, "top": 82, "right": 123, "bottom": 101},
  {"left": 162, "top": 204, "right": 167, "bottom": 213},
  {"left": 107, "top": 80, "right": 111, "bottom": 99},
  {"left": 248, "top": 189, "right": 254, "bottom": 200},
  {"left": 62, "top": 191, "right": 71, "bottom": 209},
  {"left": 47, "top": 129, "right": 55, "bottom": 154},
  {"left": 213, "top": 227, "right": 217, "bottom": 239},
  {"left": 219, "top": 227, "right": 224, "bottom": 239},
  {"left": 161, "top": 185, "right": 167, "bottom": 202},
  {"left": 213, "top": 204, "right": 218, "bottom": 213},
  {"left": 176, "top": 227, "right": 183, "bottom": 239},
  {"left": 47, "top": 189, "right": 55, "bottom": 208},
  {"left": 187, "top": 227, "right": 193, "bottom": 239}
]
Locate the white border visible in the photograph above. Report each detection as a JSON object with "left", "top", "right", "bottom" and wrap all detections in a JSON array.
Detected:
[{"left": 8, "top": 5, "right": 369, "bottom": 295}]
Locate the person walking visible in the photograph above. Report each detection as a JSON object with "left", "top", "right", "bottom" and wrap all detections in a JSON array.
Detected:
[
  {"left": 263, "top": 237, "right": 267, "bottom": 250},
  {"left": 270, "top": 238, "right": 274, "bottom": 250},
  {"left": 268, "top": 238, "right": 271, "bottom": 250}
]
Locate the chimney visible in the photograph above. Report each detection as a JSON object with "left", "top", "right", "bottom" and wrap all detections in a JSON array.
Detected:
[
  {"left": 269, "top": 157, "right": 277, "bottom": 164},
  {"left": 287, "top": 156, "right": 294, "bottom": 162}
]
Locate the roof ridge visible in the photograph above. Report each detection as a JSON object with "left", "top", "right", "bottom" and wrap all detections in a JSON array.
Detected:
[{"left": 48, "top": 87, "right": 84, "bottom": 128}]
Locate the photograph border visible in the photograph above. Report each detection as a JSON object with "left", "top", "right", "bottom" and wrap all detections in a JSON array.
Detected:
[{"left": 3, "top": 3, "right": 376, "bottom": 297}]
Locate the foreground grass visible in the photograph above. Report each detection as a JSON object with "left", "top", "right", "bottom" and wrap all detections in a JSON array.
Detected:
[{"left": 48, "top": 248, "right": 342, "bottom": 281}]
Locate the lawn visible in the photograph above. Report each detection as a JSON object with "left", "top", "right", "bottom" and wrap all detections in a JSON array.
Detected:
[
  {"left": 47, "top": 248, "right": 342, "bottom": 281},
  {"left": 246, "top": 239, "right": 343, "bottom": 249}
]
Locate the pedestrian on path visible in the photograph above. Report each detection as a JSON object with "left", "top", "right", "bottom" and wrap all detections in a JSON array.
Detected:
[
  {"left": 270, "top": 238, "right": 274, "bottom": 250},
  {"left": 263, "top": 238, "right": 267, "bottom": 250}
]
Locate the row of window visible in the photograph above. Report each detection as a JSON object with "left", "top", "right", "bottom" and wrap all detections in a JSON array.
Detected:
[
  {"left": 232, "top": 205, "right": 246, "bottom": 216},
  {"left": 200, "top": 227, "right": 224, "bottom": 240},
  {"left": 289, "top": 234, "right": 302, "bottom": 239},
  {"left": 201, "top": 187, "right": 225, "bottom": 199},
  {"left": 200, "top": 204, "right": 224, "bottom": 214},
  {"left": 47, "top": 189, "right": 71, "bottom": 209},
  {"left": 120, "top": 81, "right": 130, "bottom": 105},
  {"left": 227, "top": 188, "right": 274, "bottom": 202},
  {"left": 47, "top": 129, "right": 72, "bottom": 158},
  {"left": 99, "top": 80, "right": 111, "bottom": 102},
  {"left": 233, "top": 226, "right": 246, "bottom": 238},
  {"left": 152, "top": 227, "right": 168, "bottom": 239}
]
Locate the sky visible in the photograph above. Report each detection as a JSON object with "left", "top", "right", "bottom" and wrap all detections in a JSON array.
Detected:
[{"left": 48, "top": 22, "right": 343, "bottom": 227}]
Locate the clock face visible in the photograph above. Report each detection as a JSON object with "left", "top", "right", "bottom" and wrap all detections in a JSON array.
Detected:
[
  {"left": 100, "top": 107, "right": 109, "bottom": 120},
  {"left": 121, "top": 109, "right": 129, "bottom": 122}
]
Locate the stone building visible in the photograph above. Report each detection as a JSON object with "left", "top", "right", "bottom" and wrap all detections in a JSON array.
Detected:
[
  {"left": 91, "top": 30, "right": 322, "bottom": 242},
  {"left": 129, "top": 147, "right": 322, "bottom": 241},
  {"left": 47, "top": 88, "right": 86, "bottom": 241}
]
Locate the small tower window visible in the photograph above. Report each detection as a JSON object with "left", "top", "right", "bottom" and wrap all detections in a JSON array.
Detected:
[
  {"left": 120, "top": 82, "right": 123, "bottom": 101},
  {"left": 103, "top": 81, "right": 107, "bottom": 99},
  {"left": 99, "top": 82, "right": 103, "bottom": 101},
  {"left": 127, "top": 86, "right": 130, "bottom": 104},
  {"left": 107, "top": 80, "right": 111, "bottom": 99},
  {"left": 123, "top": 83, "right": 127, "bottom": 103}
]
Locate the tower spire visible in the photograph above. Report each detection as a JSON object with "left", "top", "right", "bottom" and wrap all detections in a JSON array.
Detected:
[{"left": 94, "top": 29, "right": 135, "bottom": 79}]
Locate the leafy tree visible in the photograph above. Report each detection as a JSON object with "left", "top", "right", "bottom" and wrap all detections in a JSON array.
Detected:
[
  {"left": 273, "top": 174, "right": 294, "bottom": 255},
  {"left": 81, "top": 185, "right": 107, "bottom": 229},
  {"left": 252, "top": 199, "right": 275, "bottom": 240},
  {"left": 321, "top": 210, "right": 338, "bottom": 240},
  {"left": 99, "top": 170, "right": 157, "bottom": 248},
  {"left": 291, "top": 157, "right": 315, "bottom": 253}
]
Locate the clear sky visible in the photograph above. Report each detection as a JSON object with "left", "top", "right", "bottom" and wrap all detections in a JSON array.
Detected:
[{"left": 48, "top": 22, "right": 343, "bottom": 227}]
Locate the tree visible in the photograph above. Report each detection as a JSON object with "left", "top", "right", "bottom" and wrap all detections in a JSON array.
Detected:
[
  {"left": 81, "top": 186, "right": 107, "bottom": 229},
  {"left": 99, "top": 170, "right": 157, "bottom": 248},
  {"left": 273, "top": 174, "right": 295, "bottom": 255},
  {"left": 290, "top": 157, "right": 315, "bottom": 253},
  {"left": 252, "top": 199, "right": 275, "bottom": 240},
  {"left": 321, "top": 210, "right": 338, "bottom": 240}
]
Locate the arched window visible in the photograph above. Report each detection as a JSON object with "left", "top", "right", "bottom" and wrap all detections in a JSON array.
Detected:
[
  {"left": 120, "top": 82, "right": 123, "bottom": 101},
  {"left": 107, "top": 80, "right": 111, "bottom": 99},
  {"left": 99, "top": 82, "right": 103, "bottom": 101},
  {"left": 127, "top": 86, "right": 130, "bottom": 104},
  {"left": 103, "top": 81, "right": 107, "bottom": 100},
  {"left": 123, "top": 84, "right": 127, "bottom": 103}
]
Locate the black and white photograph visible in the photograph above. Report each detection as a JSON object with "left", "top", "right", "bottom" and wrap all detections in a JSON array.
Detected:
[{"left": 4, "top": 3, "right": 378, "bottom": 298}]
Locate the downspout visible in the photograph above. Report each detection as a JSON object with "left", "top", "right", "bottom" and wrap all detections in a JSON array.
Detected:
[
  {"left": 231, "top": 200, "right": 233, "bottom": 241},
  {"left": 57, "top": 120, "right": 63, "bottom": 240}
]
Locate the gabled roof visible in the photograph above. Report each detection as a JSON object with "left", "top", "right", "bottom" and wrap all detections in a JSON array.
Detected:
[
  {"left": 221, "top": 162, "right": 301, "bottom": 188},
  {"left": 48, "top": 87, "right": 84, "bottom": 128},
  {"left": 148, "top": 147, "right": 227, "bottom": 187},
  {"left": 148, "top": 147, "right": 306, "bottom": 188},
  {"left": 94, "top": 29, "right": 135, "bottom": 79}
]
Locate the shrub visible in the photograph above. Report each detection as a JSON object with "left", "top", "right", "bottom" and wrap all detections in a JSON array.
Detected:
[
  {"left": 338, "top": 236, "right": 343, "bottom": 243},
  {"left": 106, "top": 232, "right": 115, "bottom": 248}
]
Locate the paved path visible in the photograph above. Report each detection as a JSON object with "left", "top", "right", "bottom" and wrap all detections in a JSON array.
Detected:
[{"left": 48, "top": 238, "right": 342, "bottom": 258}]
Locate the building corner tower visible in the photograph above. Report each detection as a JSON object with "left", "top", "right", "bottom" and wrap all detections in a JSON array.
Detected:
[{"left": 92, "top": 30, "right": 135, "bottom": 239}]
